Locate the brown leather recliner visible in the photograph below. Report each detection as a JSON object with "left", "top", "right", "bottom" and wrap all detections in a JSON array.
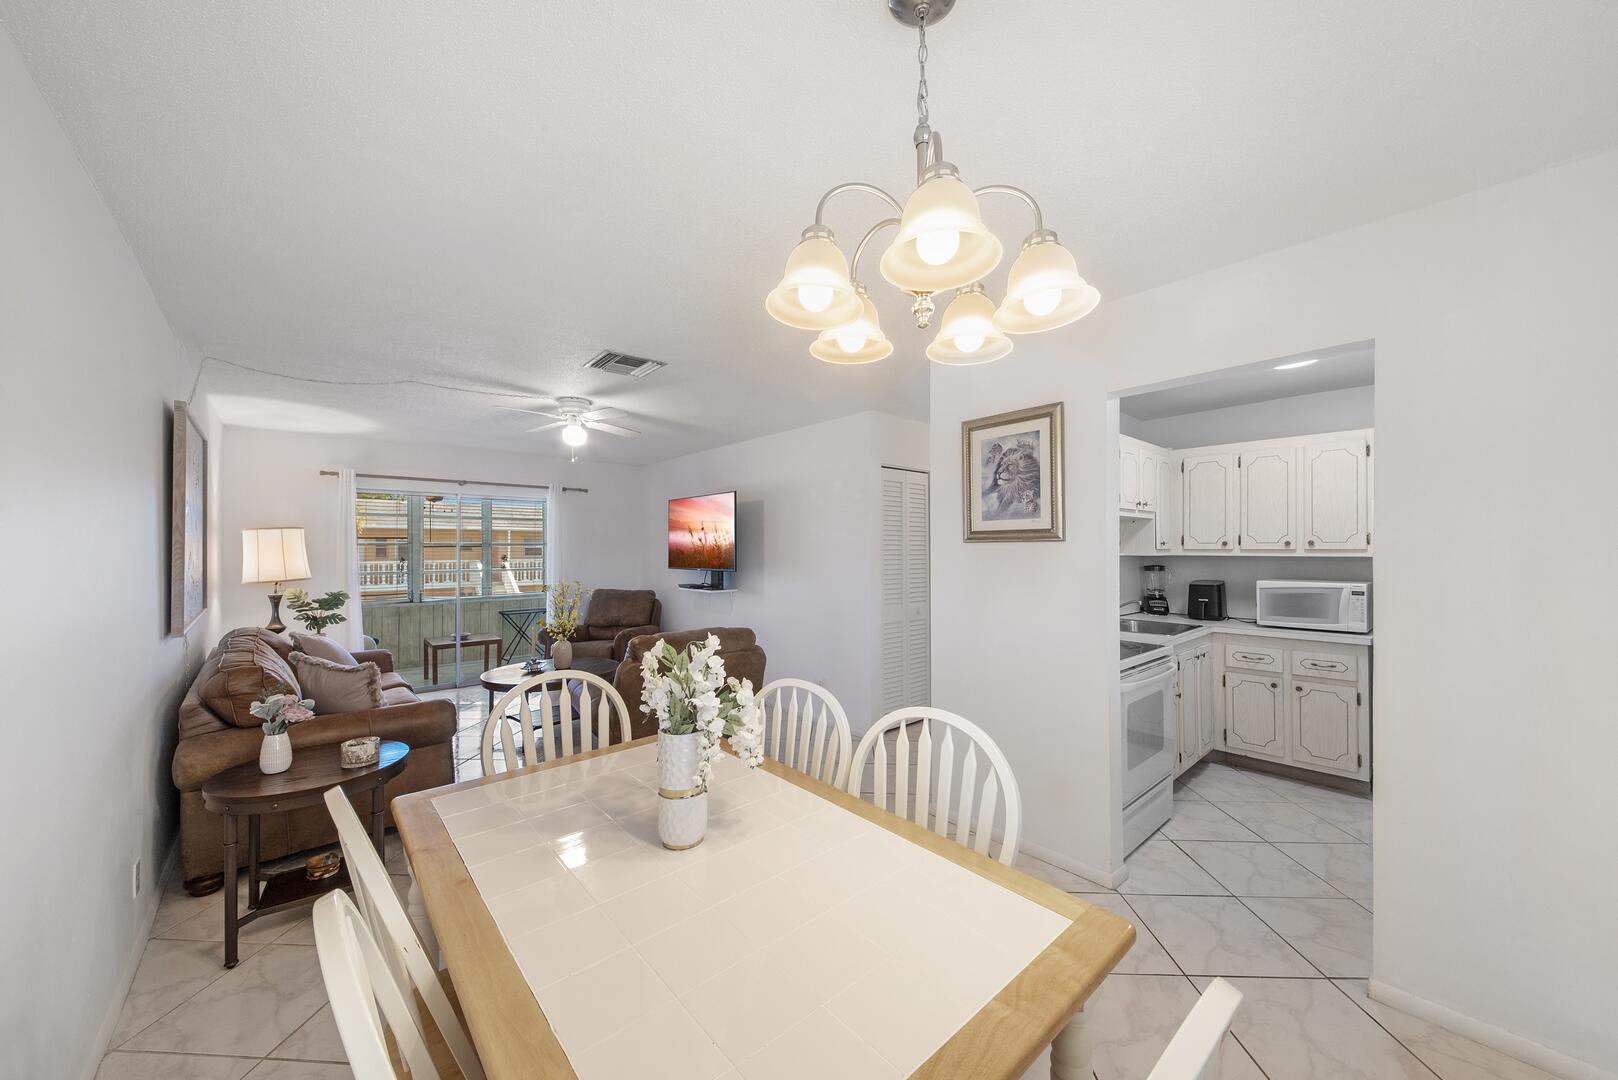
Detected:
[
  {"left": 172, "top": 628, "right": 456, "bottom": 893},
  {"left": 550, "top": 589, "right": 661, "bottom": 662},
  {"left": 614, "top": 627, "right": 767, "bottom": 740}
]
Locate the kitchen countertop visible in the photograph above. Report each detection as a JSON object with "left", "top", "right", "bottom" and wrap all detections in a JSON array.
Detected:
[{"left": 1120, "top": 612, "right": 1372, "bottom": 671}]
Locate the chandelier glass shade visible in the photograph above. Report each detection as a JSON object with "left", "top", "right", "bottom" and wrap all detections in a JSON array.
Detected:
[
  {"left": 766, "top": 0, "right": 1098, "bottom": 366},
  {"left": 810, "top": 286, "right": 894, "bottom": 364},
  {"left": 925, "top": 284, "right": 1013, "bottom": 365}
]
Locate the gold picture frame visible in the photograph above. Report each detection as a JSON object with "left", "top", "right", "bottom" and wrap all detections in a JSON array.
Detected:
[
  {"left": 962, "top": 401, "right": 1064, "bottom": 542},
  {"left": 169, "top": 400, "right": 209, "bottom": 634}
]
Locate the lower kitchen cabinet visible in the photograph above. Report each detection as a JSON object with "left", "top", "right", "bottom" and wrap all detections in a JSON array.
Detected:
[
  {"left": 1223, "top": 672, "right": 1288, "bottom": 762},
  {"left": 1215, "top": 635, "right": 1371, "bottom": 781},
  {"left": 1175, "top": 643, "right": 1215, "bottom": 775}
]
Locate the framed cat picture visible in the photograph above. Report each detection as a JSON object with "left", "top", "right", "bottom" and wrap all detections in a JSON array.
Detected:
[{"left": 962, "top": 401, "right": 1064, "bottom": 542}]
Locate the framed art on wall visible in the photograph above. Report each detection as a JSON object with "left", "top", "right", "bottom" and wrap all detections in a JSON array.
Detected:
[
  {"left": 961, "top": 401, "right": 1064, "bottom": 542},
  {"left": 169, "top": 399, "right": 208, "bottom": 634}
]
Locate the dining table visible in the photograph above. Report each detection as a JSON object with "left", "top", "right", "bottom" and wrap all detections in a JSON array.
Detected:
[{"left": 393, "top": 735, "right": 1135, "bottom": 1079}]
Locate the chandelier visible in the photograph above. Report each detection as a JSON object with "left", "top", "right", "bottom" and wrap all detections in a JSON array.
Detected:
[{"left": 766, "top": 0, "right": 1100, "bottom": 366}]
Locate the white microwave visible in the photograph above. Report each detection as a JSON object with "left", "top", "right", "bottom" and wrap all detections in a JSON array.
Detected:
[{"left": 1255, "top": 580, "right": 1371, "bottom": 633}]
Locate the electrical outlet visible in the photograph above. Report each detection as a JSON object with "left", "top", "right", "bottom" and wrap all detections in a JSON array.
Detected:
[{"left": 132, "top": 857, "right": 142, "bottom": 900}]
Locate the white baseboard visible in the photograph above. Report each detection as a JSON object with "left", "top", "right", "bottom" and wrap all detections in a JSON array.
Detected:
[
  {"left": 83, "top": 839, "right": 178, "bottom": 1080},
  {"left": 1368, "top": 978, "right": 1616, "bottom": 1080},
  {"left": 1019, "top": 838, "right": 1128, "bottom": 891}
]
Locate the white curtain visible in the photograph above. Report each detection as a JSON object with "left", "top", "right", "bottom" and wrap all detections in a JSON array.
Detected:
[
  {"left": 546, "top": 482, "right": 564, "bottom": 586},
  {"left": 333, "top": 467, "right": 365, "bottom": 650}
]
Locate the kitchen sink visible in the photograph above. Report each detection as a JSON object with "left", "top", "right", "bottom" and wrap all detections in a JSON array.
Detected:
[{"left": 1120, "top": 618, "right": 1200, "bottom": 636}]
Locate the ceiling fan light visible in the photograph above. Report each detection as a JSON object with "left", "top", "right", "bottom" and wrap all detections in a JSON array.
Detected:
[
  {"left": 994, "top": 237, "right": 1100, "bottom": 333},
  {"left": 810, "top": 290, "right": 893, "bottom": 365},
  {"left": 926, "top": 286, "right": 1013, "bottom": 365},
  {"left": 561, "top": 421, "right": 588, "bottom": 447},
  {"left": 766, "top": 231, "right": 862, "bottom": 329},
  {"left": 879, "top": 167, "right": 1003, "bottom": 293}
]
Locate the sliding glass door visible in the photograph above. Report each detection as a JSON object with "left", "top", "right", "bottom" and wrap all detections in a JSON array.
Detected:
[{"left": 355, "top": 487, "right": 548, "bottom": 691}]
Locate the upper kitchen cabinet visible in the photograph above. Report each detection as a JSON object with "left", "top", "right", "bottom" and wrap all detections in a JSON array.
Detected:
[
  {"left": 1119, "top": 438, "right": 1142, "bottom": 511},
  {"left": 1155, "top": 453, "right": 1177, "bottom": 551},
  {"left": 1239, "top": 445, "right": 1298, "bottom": 550},
  {"left": 1302, "top": 436, "right": 1371, "bottom": 551},
  {"left": 1182, "top": 453, "right": 1238, "bottom": 550}
]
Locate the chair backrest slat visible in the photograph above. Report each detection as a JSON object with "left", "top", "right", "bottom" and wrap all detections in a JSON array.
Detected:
[
  {"left": 847, "top": 707, "right": 1022, "bottom": 865},
  {"left": 1146, "top": 978, "right": 1243, "bottom": 1080},
  {"left": 314, "top": 890, "right": 440, "bottom": 1080},
  {"left": 757, "top": 680, "right": 853, "bottom": 788},
  {"left": 482, "top": 670, "right": 633, "bottom": 775}
]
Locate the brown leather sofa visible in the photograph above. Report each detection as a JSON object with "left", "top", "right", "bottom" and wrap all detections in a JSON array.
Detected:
[
  {"left": 548, "top": 588, "right": 661, "bottom": 662},
  {"left": 614, "top": 627, "right": 767, "bottom": 739},
  {"left": 173, "top": 627, "right": 456, "bottom": 893}
]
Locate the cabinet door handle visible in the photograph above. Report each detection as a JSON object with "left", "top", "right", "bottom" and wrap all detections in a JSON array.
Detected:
[
  {"left": 1284, "top": 539, "right": 1292, "bottom": 547},
  {"left": 1296, "top": 685, "right": 1304, "bottom": 692},
  {"left": 1221, "top": 540, "right": 1229, "bottom": 547},
  {"left": 1270, "top": 682, "right": 1278, "bottom": 689},
  {"left": 1307, "top": 539, "right": 1316, "bottom": 547}
]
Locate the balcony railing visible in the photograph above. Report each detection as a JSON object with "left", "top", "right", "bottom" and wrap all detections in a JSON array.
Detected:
[{"left": 359, "top": 558, "right": 545, "bottom": 600}]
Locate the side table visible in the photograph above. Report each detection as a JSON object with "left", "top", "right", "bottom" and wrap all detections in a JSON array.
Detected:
[{"left": 200, "top": 740, "right": 410, "bottom": 967}]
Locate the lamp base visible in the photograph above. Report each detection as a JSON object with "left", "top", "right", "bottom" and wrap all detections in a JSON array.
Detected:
[
  {"left": 888, "top": 0, "right": 955, "bottom": 27},
  {"left": 265, "top": 592, "right": 287, "bottom": 634}
]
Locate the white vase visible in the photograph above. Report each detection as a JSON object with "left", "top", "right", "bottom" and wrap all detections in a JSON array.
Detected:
[
  {"left": 259, "top": 732, "right": 292, "bottom": 775},
  {"left": 656, "top": 731, "right": 707, "bottom": 850},
  {"left": 550, "top": 639, "right": 573, "bottom": 669}
]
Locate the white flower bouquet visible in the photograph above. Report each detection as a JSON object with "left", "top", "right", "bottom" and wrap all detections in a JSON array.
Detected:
[{"left": 639, "top": 633, "right": 764, "bottom": 792}]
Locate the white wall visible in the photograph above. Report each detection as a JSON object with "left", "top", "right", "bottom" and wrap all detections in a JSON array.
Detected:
[
  {"left": 0, "top": 31, "right": 220, "bottom": 1080},
  {"left": 1127, "top": 384, "right": 1374, "bottom": 448},
  {"left": 931, "top": 148, "right": 1618, "bottom": 1074},
  {"left": 1121, "top": 556, "right": 1373, "bottom": 621},
  {"left": 214, "top": 426, "right": 645, "bottom": 639},
  {"left": 642, "top": 412, "right": 928, "bottom": 734}
]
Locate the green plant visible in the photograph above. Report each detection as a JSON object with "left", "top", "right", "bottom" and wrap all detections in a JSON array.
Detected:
[{"left": 285, "top": 588, "right": 349, "bottom": 634}]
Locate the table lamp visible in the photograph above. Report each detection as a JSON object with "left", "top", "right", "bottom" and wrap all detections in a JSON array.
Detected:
[{"left": 241, "top": 527, "right": 311, "bottom": 632}]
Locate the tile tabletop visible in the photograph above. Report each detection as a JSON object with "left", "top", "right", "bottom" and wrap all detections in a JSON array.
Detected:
[{"left": 396, "top": 738, "right": 1134, "bottom": 1080}]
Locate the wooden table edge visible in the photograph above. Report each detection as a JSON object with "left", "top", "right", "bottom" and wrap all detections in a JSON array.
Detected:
[{"left": 394, "top": 737, "right": 1134, "bottom": 1080}]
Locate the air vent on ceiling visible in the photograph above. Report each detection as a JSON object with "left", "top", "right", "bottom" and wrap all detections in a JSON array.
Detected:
[{"left": 585, "top": 350, "right": 666, "bottom": 378}]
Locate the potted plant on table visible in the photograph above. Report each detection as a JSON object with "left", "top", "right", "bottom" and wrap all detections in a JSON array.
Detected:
[
  {"left": 250, "top": 689, "right": 315, "bottom": 774},
  {"left": 541, "top": 580, "right": 589, "bottom": 668},
  {"left": 284, "top": 589, "right": 349, "bottom": 635},
  {"left": 638, "top": 633, "right": 764, "bottom": 849}
]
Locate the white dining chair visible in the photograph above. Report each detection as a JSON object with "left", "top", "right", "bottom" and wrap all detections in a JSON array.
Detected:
[
  {"left": 323, "top": 788, "right": 485, "bottom": 1080},
  {"left": 758, "top": 678, "right": 853, "bottom": 787},
  {"left": 1145, "top": 977, "right": 1243, "bottom": 1079},
  {"left": 480, "top": 669, "right": 632, "bottom": 774},
  {"left": 313, "top": 889, "right": 442, "bottom": 1080},
  {"left": 847, "top": 706, "right": 1023, "bottom": 865}
]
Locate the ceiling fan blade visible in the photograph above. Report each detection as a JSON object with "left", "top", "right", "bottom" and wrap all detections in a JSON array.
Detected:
[
  {"left": 494, "top": 405, "right": 564, "bottom": 419},
  {"left": 585, "top": 420, "right": 640, "bottom": 438},
  {"left": 580, "top": 406, "right": 625, "bottom": 422},
  {"left": 526, "top": 420, "right": 568, "bottom": 433}
]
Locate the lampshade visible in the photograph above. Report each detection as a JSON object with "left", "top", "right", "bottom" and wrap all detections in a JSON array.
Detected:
[
  {"left": 993, "top": 235, "right": 1101, "bottom": 333},
  {"left": 765, "top": 230, "right": 862, "bottom": 330},
  {"left": 879, "top": 167, "right": 1003, "bottom": 294},
  {"left": 562, "top": 421, "right": 588, "bottom": 447},
  {"left": 809, "top": 287, "right": 894, "bottom": 365},
  {"left": 241, "top": 528, "right": 311, "bottom": 585},
  {"left": 926, "top": 285, "right": 1013, "bottom": 365}
]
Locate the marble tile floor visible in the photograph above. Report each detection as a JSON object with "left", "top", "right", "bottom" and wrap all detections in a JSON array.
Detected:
[{"left": 1016, "top": 760, "right": 1558, "bottom": 1080}]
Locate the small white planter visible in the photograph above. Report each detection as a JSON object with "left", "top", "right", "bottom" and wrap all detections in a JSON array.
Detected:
[
  {"left": 259, "top": 732, "right": 292, "bottom": 775},
  {"left": 657, "top": 731, "right": 707, "bottom": 850}
]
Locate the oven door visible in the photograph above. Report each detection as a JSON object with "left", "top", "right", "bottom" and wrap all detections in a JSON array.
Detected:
[
  {"left": 1256, "top": 583, "right": 1349, "bottom": 630},
  {"left": 1121, "top": 658, "right": 1179, "bottom": 807}
]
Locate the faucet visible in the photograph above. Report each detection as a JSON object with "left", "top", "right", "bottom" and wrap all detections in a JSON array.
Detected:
[{"left": 1119, "top": 599, "right": 1143, "bottom": 616}]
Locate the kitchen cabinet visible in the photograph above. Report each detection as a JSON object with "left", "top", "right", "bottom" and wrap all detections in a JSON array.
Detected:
[
  {"left": 1302, "top": 437, "right": 1371, "bottom": 551},
  {"left": 1239, "top": 445, "right": 1297, "bottom": 551},
  {"left": 1119, "top": 440, "right": 1142, "bottom": 511},
  {"left": 1175, "top": 643, "right": 1215, "bottom": 774},
  {"left": 1223, "top": 672, "right": 1288, "bottom": 762},
  {"left": 1290, "top": 679, "right": 1361, "bottom": 774},
  {"left": 1155, "top": 454, "right": 1177, "bottom": 551},
  {"left": 1182, "top": 453, "right": 1238, "bottom": 550},
  {"left": 1140, "top": 446, "right": 1161, "bottom": 512}
]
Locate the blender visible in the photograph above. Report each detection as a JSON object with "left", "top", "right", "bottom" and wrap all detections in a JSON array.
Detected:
[{"left": 1142, "top": 564, "right": 1172, "bottom": 615}]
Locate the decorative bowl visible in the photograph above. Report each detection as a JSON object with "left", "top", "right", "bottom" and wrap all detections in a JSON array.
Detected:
[{"left": 340, "top": 736, "right": 381, "bottom": 769}]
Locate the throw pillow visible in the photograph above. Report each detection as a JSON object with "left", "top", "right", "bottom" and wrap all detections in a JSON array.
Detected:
[
  {"left": 290, "top": 652, "right": 384, "bottom": 715},
  {"left": 292, "top": 631, "right": 358, "bottom": 666},
  {"left": 200, "top": 635, "right": 304, "bottom": 728}
]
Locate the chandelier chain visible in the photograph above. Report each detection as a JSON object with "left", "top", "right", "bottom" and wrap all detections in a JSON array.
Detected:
[{"left": 915, "top": 4, "right": 930, "bottom": 128}]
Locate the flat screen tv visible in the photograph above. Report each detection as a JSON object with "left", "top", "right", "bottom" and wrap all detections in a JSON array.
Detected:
[{"left": 668, "top": 491, "right": 737, "bottom": 571}]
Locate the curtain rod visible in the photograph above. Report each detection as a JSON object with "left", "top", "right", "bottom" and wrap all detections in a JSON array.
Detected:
[{"left": 318, "top": 469, "right": 588, "bottom": 494}]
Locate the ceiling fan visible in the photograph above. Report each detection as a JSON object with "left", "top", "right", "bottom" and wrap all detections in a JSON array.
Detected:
[{"left": 495, "top": 396, "right": 640, "bottom": 449}]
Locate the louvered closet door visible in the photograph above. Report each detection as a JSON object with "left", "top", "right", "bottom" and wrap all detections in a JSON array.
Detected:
[{"left": 880, "top": 468, "right": 931, "bottom": 715}]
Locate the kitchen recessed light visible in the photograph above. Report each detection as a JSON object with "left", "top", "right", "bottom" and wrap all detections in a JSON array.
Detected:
[{"left": 1274, "top": 358, "right": 1320, "bottom": 371}]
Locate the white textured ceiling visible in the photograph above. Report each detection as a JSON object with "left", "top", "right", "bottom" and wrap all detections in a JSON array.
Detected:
[
  {"left": 1122, "top": 342, "right": 1375, "bottom": 420},
  {"left": 4, "top": 1, "right": 1617, "bottom": 463}
]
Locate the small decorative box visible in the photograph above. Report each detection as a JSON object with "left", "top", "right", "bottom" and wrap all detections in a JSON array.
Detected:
[{"left": 340, "top": 736, "right": 381, "bottom": 769}]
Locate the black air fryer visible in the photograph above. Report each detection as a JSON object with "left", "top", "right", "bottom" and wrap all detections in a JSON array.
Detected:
[{"left": 1186, "top": 580, "right": 1227, "bottom": 621}]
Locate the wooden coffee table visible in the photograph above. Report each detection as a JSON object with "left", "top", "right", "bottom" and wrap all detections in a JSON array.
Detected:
[
  {"left": 200, "top": 740, "right": 409, "bottom": 967},
  {"left": 422, "top": 633, "right": 501, "bottom": 684}
]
